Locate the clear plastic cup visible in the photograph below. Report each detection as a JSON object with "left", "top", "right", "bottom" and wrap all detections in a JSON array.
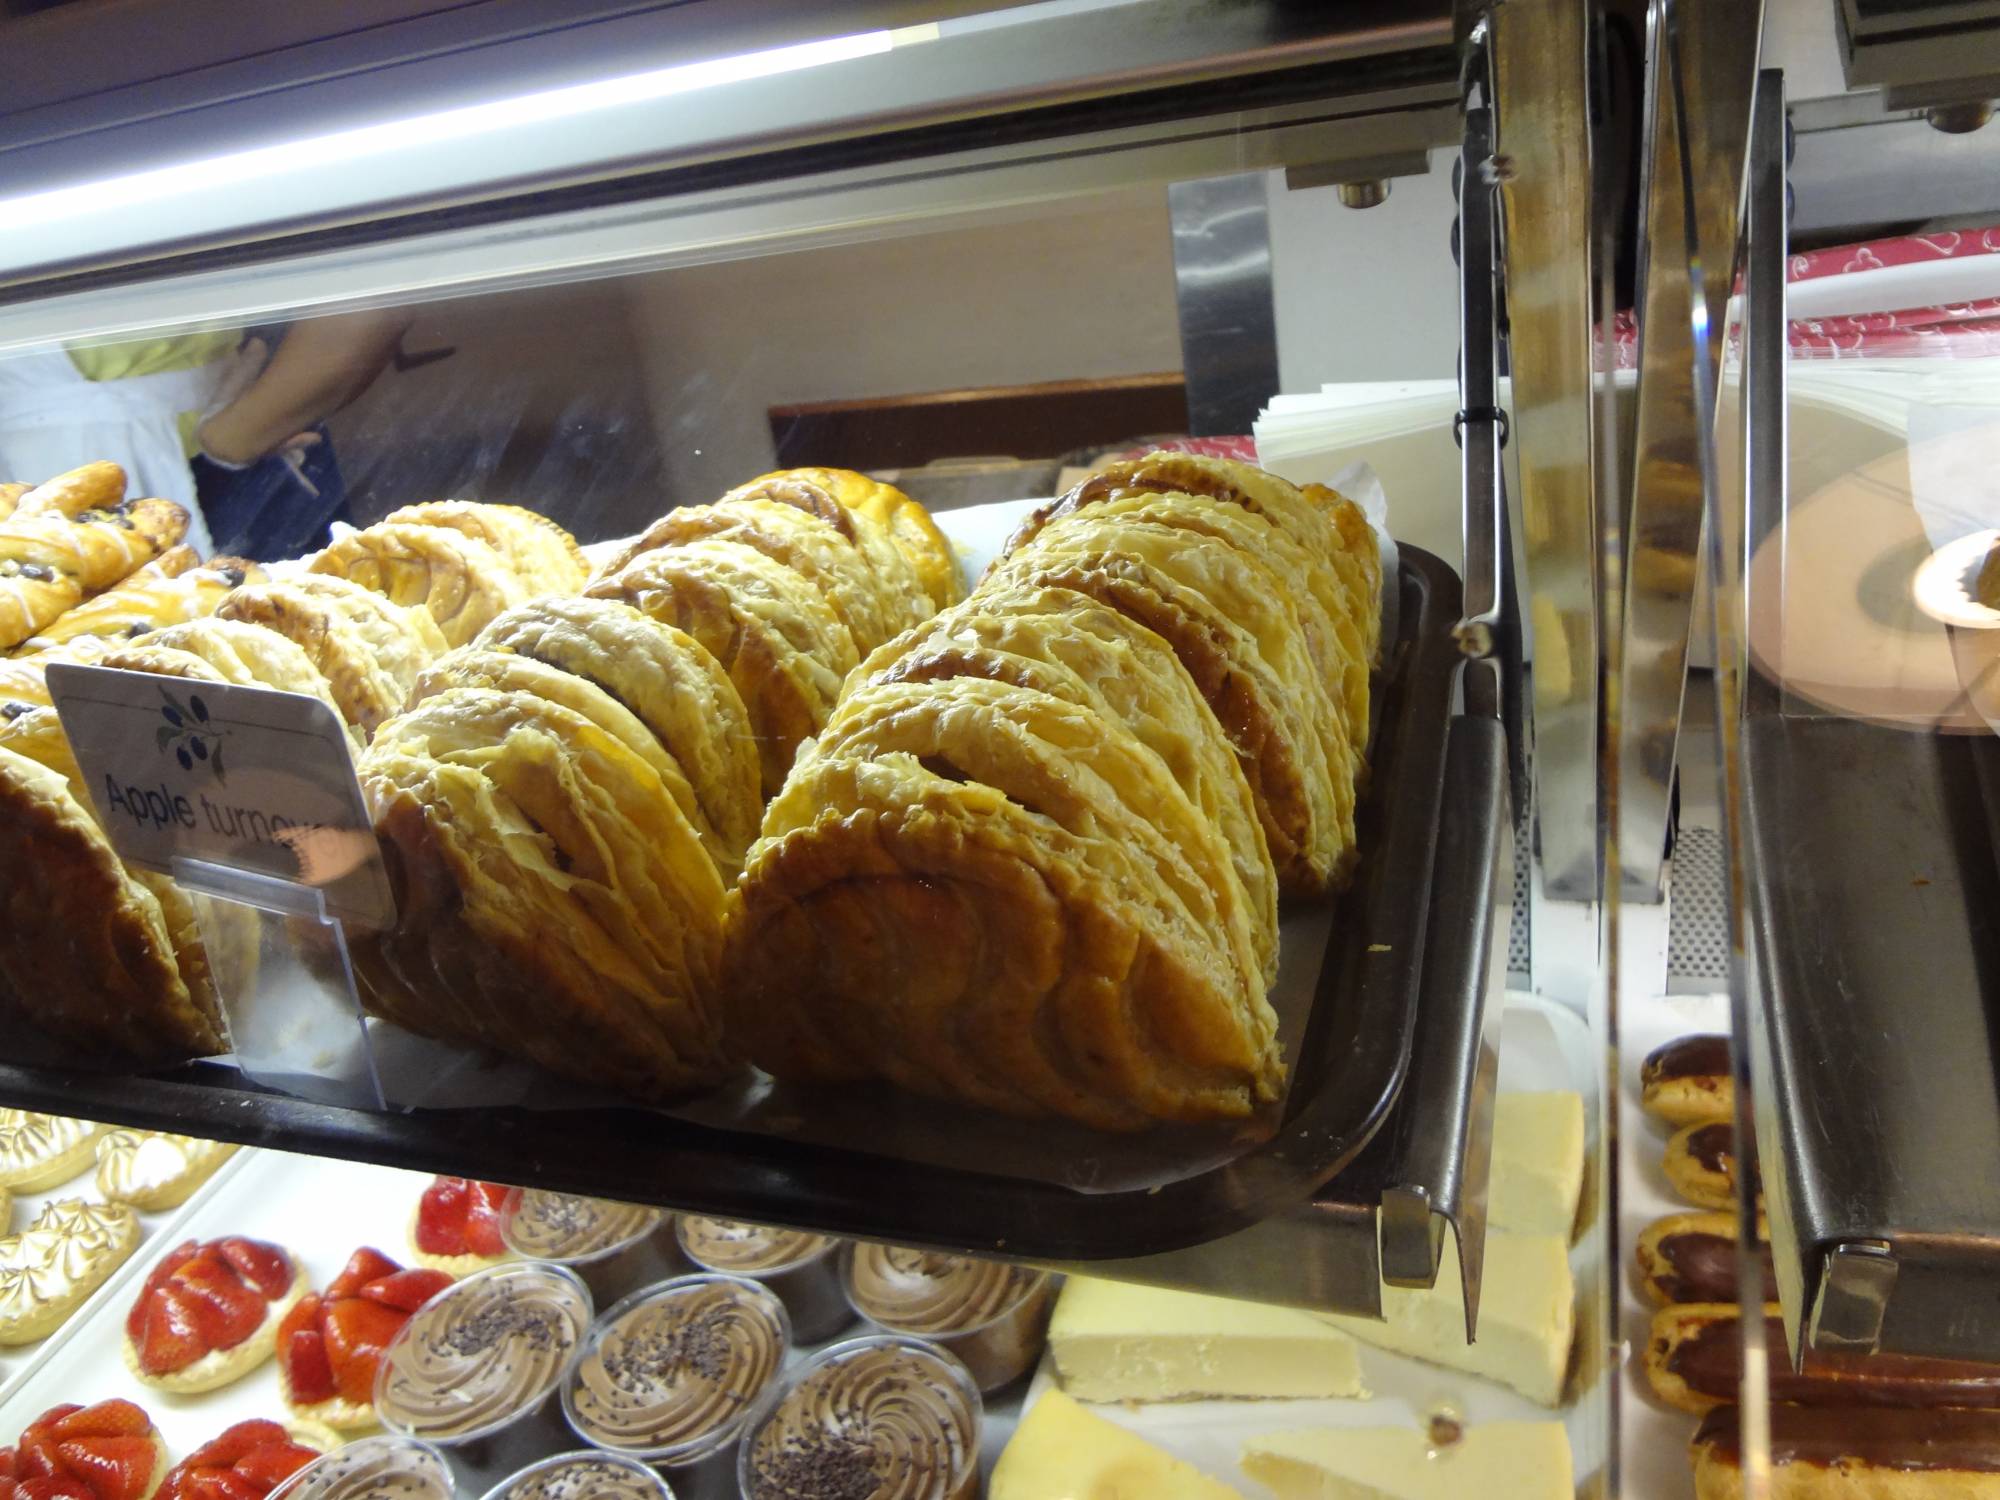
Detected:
[
  {"left": 499, "top": 1188, "right": 674, "bottom": 1304},
  {"left": 561, "top": 1274, "right": 790, "bottom": 1500},
  {"left": 736, "top": 1334, "right": 982, "bottom": 1500},
  {"left": 673, "top": 1217, "right": 851, "bottom": 1344},
  {"left": 268, "top": 1434, "right": 455, "bottom": 1500},
  {"left": 374, "top": 1261, "right": 594, "bottom": 1471},
  {"left": 840, "top": 1243, "right": 1055, "bottom": 1392},
  {"left": 477, "top": 1450, "right": 674, "bottom": 1500}
]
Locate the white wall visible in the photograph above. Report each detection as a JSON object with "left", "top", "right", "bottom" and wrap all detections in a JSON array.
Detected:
[
  {"left": 624, "top": 184, "right": 1184, "bottom": 503},
  {"left": 1267, "top": 157, "right": 1460, "bottom": 392}
]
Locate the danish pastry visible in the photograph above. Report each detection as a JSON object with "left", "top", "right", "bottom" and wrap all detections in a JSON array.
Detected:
[
  {"left": 384, "top": 500, "right": 588, "bottom": 595},
  {"left": 0, "top": 482, "right": 28, "bottom": 520},
  {"left": 310, "top": 522, "right": 531, "bottom": 647},
  {"left": 855, "top": 582, "right": 1278, "bottom": 982},
  {"left": 0, "top": 1110, "right": 102, "bottom": 1189},
  {"left": 476, "top": 596, "right": 760, "bottom": 872},
  {"left": 587, "top": 537, "right": 857, "bottom": 794},
  {"left": 0, "top": 560, "right": 83, "bottom": 653},
  {"left": 96, "top": 1129, "right": 238, "bottom": 1211},
  {"left": 11, "top": 461, "right": 127, "bottom": 520},
  {"left": 726, "top": 674, "right": 1279, "bottom": 1129},
  {"left": 986, "top": 520, "right": 1353, "bottom": 894},
  {"left": 718, "top": 466, "right": 962, "bottom": 612},
  {"left": 0, "top": 498, "right": 190, "bottom": 594},
  {"left": 20, "top": 556, "right": 262, "bottom": 652},
  {"left": 218, "top": 575, "right": 445, "bottom": 736},
  {"left": 0, "top": 746, "right": 226, "bottom": 1062},
  {"left": 357, "top": 687, "right": 730, "bottom": 1099}
]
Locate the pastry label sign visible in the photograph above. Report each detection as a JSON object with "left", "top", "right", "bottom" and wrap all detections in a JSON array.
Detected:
[{"left": 45, "top": 664, "right": 393, "bottom": 929}]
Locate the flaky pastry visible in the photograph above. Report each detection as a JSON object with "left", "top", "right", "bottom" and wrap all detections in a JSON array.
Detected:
[
  {"left": 358, "top": 687, "right": 730, "bottom": 1099},
  {"left": 727, "top": 675, "right": 1278, "bottom": 1129},
  {"left": 310, "top": 521, "right": 530, "bottom": 648},
  {"left": 587, "top": 537, "right": 857, "bottom": 795},
  {"left": 476, "top": 596, "right": 760, "bottom": 872},
  {"left": 384, "top": 500, "right": 588, "bottom": 595},
  {"left": 718, "top": 466, "right": 962, "bottom": 612},
  {"left": 218, "top": 575, "right": 445, "bottom": 736},
  {"left": 20, "top": 556, "right": 262, "bottom": 652}
]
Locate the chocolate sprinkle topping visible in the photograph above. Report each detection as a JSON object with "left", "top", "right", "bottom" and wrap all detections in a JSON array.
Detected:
[
  {"left": 600, "top": 1301, "right": 733, "bottom": 1392},
  {"left": 431, "top": 1290, "right": 563, "bottom": 1357},
  {"left": 753, "top": 1429, "right": 882, "bottom": 1500}
]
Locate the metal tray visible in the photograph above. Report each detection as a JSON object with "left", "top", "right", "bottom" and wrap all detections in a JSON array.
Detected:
[{"left": 0, "top": 549, "right": 1474, "bottom": 1262}]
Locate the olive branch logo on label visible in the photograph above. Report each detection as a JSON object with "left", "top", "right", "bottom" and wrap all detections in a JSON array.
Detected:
[{"left": 155, "top": 686, "right": 231, "bottom": 785}]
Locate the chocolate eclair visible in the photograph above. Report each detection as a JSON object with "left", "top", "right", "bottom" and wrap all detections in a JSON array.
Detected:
[
  {"left": 1664, "top": 1120, "right": 1759, "bottom": 1212},
  {"left": 1692, "top": 1404, "right": 2000, "bottom": 1499},
  {"left": 1641, "top": 1035, "right": 1734, "bottom": 1127},
  {"left": 1635, "top": 1211, "right": 1776, "bottom": 1304},
  {"left": 1647, "top": 1303, "right": 2000, "bottom": 1415}
]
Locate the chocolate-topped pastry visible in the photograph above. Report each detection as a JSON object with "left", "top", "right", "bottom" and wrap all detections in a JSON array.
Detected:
[
  {"left": 375, "top": 1262, "right": 592, "bottom": 1445},
  {"left": 1641, "top": 1035, "right": 1734, "bottom": 1126},
  {"left": 479, "top": 1451, "right": 669, "bottom": 1500},
  {"left": 1693, "top": 1405, "right": 2000, "bottom": 1499},
  {"left": 269, "top": 1435, "right": 456, "bottom": 1500},
  {"left": 1647, "top": 1303, "right": 2000, "bottom": 1414},
  {"left": 500, "top": 1191, "right": 667, "bottom": 1302},
  {"left": 1664, "top": 1120, "right": 1758, "bottom": 1211},
  {"left": 1636, "top": 1211, "right": 1777, "bottom": 1304},
  {"left": 677, "top": 1218, "right": 850, "bottom": 1343},
  {"left": 565, "top": 1273, "right": 788, "bottom": 1481},
  {"left": 740, "top": 1335, "right": 982, "bottom": 1500},
  {"left": 843, "top": 1245, "right": 1054, "bottom": 1392}
]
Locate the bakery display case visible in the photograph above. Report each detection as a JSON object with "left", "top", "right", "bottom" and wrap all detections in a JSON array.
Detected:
[{"left": 0, "top": 0, "right": 1996, "bottom": 1495}]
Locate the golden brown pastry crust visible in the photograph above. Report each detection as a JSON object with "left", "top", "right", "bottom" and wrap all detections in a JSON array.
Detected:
[
  {"left": 986, "top": 519, "right": 1353, "bottom": 896},
  {"left": 217, "top": 575, "right": 445, "bottom": 737},
  {"left": 383, "top": 501, "right": 588, "bottom": 595},
  {"left": 19, "top": 557, "right": 261, "bottom": 651},
  {"left": 0, "top": 746, "right": 224, "bottom": 1063},
  {"left": 0, "top": 483, "right": 28, "bottom": 521},
  {"left": 105, "top": 619, "right": 352, "bottom": 743},
  {"left": 358, "top": 687, "right": 731, "bottom": 1099},
  {"left": 720, "top": 466, "right": 962, "bottom": 611},
  {"left": 855, "top": 583, "right": 1278, "bottom": 984},
  {"left": 587, "top": 538, "right": 857, "bottom": 795},
  {"left": 0, "top": 499, "right": 189, "bottom": 594},
  {"left": 600, "top": 498, "right": 914, "bottom": 655},
  {"left": 310, "top": 522, "right": 530, "bottom": 648},
  {"left": 476, "top": 596, "right": 760, "bottom": 872},
  {"left": 12, "top": 462, "right": 126, "bottom": 520},
  {"left": 726, "top": 675, "right": 1279, "bottom": 1129},
  {"left": 0, "top": 566, "right": 82, "bottom": 653}
]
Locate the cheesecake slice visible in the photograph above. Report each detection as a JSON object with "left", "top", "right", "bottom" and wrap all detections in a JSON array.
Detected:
[
  {"left": 1050, "top": 1277, "right": 1366, "bottom": 1401},
  {"left": 1242, "top": 1421, "right": 1573, "bottom": 1500},
  {"left": 993, "top": 1390, "right": 1244, "bottom": 1499},
  {"left": 1318, "top": 1230, "right": 1573, "bottom": 1406},
  {"left": 1488, "top": 1091, "right": 1586, "bottom": 1239}
]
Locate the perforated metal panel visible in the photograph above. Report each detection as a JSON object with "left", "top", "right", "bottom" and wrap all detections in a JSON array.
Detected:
[
  {"left": 1507, "top": 794, "right": 1532, "bottom": 983},
  {"left": 1666, "top": 825, "right": 1731, "bottom": 987}
]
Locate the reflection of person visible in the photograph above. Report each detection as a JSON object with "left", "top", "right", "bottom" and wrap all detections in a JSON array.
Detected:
[{"left": 0, "top": 308, "right": 410, "bottom": 561}]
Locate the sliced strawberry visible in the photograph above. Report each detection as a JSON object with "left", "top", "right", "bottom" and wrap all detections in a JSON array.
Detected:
[
  {"left": 214, "top": 1240, "right": 292, "bottom": 1300},
  {"left": 227, "top": 1444, "right": 313, "bottom": 1492},
  {"left": 16, "top": 1433, "right": 62, "bottom": 1481},
  {"left": 281, "top": 1324, "right": 337, "bottom": 1405},
  {"left": 326, "top": 1248, "right": 400, "bottom": 1300},
  {"left": 186, "top": 1473, "right": 260, "bottom": 1500},
  {"left": 464, "top": 1183, "right": 511, "bottom": 1257},
  {"left": 178, "top": 1273, "right": 265, "bottom": 1351},
  {"left": 359, "top": 1269, "right": 452, "bottom": 1314},
  {"left": 179, "top": 1423, "right": 287, "bottom": 1475},
  {"left": 46, "top": 1408, "right": 145, "bottom": 1443},
  {"left": 412, "top": 1178, "right": 467, "bottom": 1256},
  {"left": 54, "top": 1438, "right": 157, "bottom": 1500},
  {"left": 137, "top": 1283, "right": 209, "bottom": 1375},
  {"left": 16, "top": 1479, "right": 94, "bottom": 1500},
  {"left": 323, "top": 1298, "right": 404, "bottom": 1406}
]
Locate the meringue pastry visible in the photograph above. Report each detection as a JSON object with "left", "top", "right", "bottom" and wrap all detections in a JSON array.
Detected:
[
  {"left": 0, "top": 1197, "right": 140, "bottom": 1344},
  {"left": 95, "top": 1130, "right": 239, "bottom": 1212}
]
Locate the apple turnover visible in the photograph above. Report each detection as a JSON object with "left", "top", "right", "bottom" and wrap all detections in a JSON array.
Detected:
[
  {"left": 587, "top": 538, "right": 857, "bottom": 795},
  {"left": 476, "top": 596, "right": 760, "bottom": 873},
  {"left": 218, "top": 575, "right": 445, "bottom": 736},
  {"left": 310, "top": 522, "right": 530, "bottom": 648},
  {"left": 725, "top": 674, "right": 1280, "bottom": 1129},
  {"left": 104, "top": 620, "right": 351, "bottom": 740},
  {"left": 725, "top": 466, "right": 962, "bottom": 611},
  {"left": 986, "top": 514, "right": 1354, "bottom": 894},
  {"left": 854, "top": 583, "right": 1278, "bottom": 984},
  {"left": 384, "top": 500, "right": 588, "bottom": 595},
  {"left": 357, "top": 687, "right": 730, "bottom": 1099}
]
